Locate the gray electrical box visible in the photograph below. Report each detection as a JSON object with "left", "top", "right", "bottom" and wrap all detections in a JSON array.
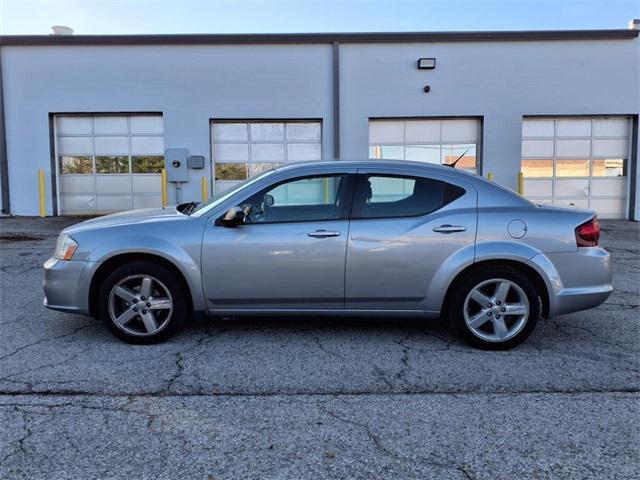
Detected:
[
  {"left": 165, "top": 148, "right": 189, "bottom": 182},
  {"left": 188, "top": 155, "right": 205, "bottom": 169}
]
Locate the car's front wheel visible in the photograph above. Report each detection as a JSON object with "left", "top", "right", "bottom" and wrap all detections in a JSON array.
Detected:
[
  {"left": 448, "top": 266, "right": 540, "bottom": 350},
  {"left": 98, "top": 261, "right": 188, "bottom": 344}
]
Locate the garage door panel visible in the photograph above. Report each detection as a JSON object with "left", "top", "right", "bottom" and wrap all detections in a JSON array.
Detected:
[
  {"left": 592, "top": 139, "right": 628, "bottom": 157},
  {"left": 94, "top": 116, "right": 128, "bottom": 134},
  {"left": 369, "top": 121, "right": 404, "bottom": 143},
  {"left": 60, "top": 195, "right": 96, "bottom": 213},
  {"left": 554, "top": 179, "right": 589, "bottom": 197},
  {"left": 130, "top": 116, "right": 164, "bottom": 134},
  {"left": 96, "top": 175, "right": 131, "bottom": 194},
  {"left": 523, "top": 179, "right": 552, "bottom": 197},
  {"left": 555, "top": 139, "right": 590, "bottom": 157},
  {"left": 590, "top": 178, "right": 626, "bottom": 197},
  {"left": 96, "top": 195, "right": 132, "bottom": 212},
  {"left": 133, "top": 195, "right": 162, "bottom": 209},
  {"left": 522, "top": 119, "right": 554, "bottom": 138},
  {"left": 441, "top": 119, "right": 477, "bottom": 142},
  {"left": 60, "top": 175, "right": 94, "bottom": 194},
  {"left": 57, "top": 117, "right": 92, "bottom": 135},
  {"left": 590, "top": 198, "right": 625, "bottom": 218},
  {"left": 557, "top": 119, "right": 591, "bottom": 137},
  {"left": 58, "top": 137, "right": 92, "bottom": 155},
  {"left": 132, "top": 175, "right": 162, "bottom": 194},
  {"left": 593, "top": 118, "right": 628, "bottom": 137},
  {"left": 552, "top": 197, "right": 589, "bottom": 209},
  {"left": 521, "top": 117, "right": 629, "bottom": 219},
  {"left": 56, "top": 114, "right": 164, "bottom": 215},
  {"left": 95, "top": 136, "right": 128, "bottom": 155},
  {"left": 405, "top": 120, "right": 440, "bottom": 143},
  {"left": 522, "top": 139, "right": 554, "bottom": 158},
  {"left": 131, "top": 136, "right": 164, "bottom": 155}
]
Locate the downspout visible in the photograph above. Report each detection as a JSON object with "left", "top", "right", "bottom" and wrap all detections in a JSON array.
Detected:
[
  {"left": 0, "top": 46, "right": 10, "bottom": 215},
  {"left": 332, "top": 41, "right": 340, "bottom": 160}
]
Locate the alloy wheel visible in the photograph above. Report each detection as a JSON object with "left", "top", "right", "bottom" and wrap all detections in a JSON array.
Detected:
[
  {"left": 108, "top": 274, "right": 173, "bottom": 336},
  {"left": 463, "top": 278, "right": 530, "bottom": 342}
]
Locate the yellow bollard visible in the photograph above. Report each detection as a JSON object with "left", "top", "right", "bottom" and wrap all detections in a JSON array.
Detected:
[
  {"left": 201, "top": 176, "right": 208, "bottom": 202},
  {"left": 38, "top": 169, "right": 46, "bottom": 217},
  {"left": 487, "top": 172, "right": 494, "bottom": 181},
  {"left": 161, "top": 168, "right": 168, "bottom": 207},
  {"left": 518, "top": 172, "right": 524, "bottom": 195}
]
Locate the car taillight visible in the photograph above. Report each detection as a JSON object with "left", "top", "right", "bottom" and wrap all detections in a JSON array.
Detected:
[{"left": 575, "top": 217, "right": 600, "bottom": 247}]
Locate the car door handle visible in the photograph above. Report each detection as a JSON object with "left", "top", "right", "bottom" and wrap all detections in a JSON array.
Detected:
[
  {"left": 307, "top": 230, "right": 341, "bottom": 238},
  {"left": 433, "top": 225, "right": 467, "bottom": 234}
]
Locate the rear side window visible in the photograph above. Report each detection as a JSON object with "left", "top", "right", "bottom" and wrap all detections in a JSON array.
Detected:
[{"left": 351, "top": 174, "right": 464, "bottom": 219}]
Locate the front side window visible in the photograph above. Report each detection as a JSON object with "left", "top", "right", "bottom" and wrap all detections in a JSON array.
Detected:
[
  {"left": 352, "top": 174, "right": 464, "bottom": 219},
  {"left": 237, "top": 174, "right": 349, "bottom": 224}
]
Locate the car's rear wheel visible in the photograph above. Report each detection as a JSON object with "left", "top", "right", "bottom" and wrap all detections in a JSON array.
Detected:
[
  {"left": 98, "top": 261, "right": 187, "bottom": 344},
  {"left": 448, "top": 266, "right": 540, "bottom": 350}
]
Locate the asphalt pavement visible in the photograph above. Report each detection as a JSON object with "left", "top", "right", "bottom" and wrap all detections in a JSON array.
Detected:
[{"left": 0, "top": 216, "right": 638, "bottom": 479}]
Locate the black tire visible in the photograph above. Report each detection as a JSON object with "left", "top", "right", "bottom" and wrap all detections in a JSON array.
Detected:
[
  {"left": 448, "top": 266, "right": 540, "bottom": 350},
  {"left": 98, "top": 261, "right": 188, "bottom": 344}
]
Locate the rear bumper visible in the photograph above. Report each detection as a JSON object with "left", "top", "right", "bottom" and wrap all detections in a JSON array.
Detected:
[
  {"left": 43, "top": 257, "right": 99, "bottom": 315},
  {"left": 527, "top": 247, "right": 612, "bottom": 317}
]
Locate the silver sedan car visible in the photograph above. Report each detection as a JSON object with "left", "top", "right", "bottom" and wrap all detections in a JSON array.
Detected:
[{"left": 43, "top": 160, "right": 612, "bottom": 349}]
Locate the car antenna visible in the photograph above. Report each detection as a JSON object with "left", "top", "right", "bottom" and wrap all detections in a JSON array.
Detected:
[{"left": 446, "top": 148, "right": 470, "bottom": 168}]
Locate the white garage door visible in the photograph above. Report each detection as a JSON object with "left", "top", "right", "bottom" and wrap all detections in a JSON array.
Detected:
[
  {"left": 55, "top": 115, "right": 164, "bottom": 215},
  {"left": 368, "top": 118, "right": 480, "bottom": 173},
  {"left": 522, "top": 117, "right": 630, "bottom": 218},
  {"left": 211, "top": 120, "right": 322, "bottom": 193}
]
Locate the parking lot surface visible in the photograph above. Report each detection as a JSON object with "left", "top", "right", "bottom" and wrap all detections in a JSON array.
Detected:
[{"left": 0, "top": 216, "right": 638, "bottom": 479}]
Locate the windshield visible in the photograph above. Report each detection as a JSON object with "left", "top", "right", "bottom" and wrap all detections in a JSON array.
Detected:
[{"left": 189, "top": 169, "right": 277, "bottom": 216}]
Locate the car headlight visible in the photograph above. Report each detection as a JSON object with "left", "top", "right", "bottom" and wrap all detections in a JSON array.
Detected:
[{"left": 54, "top": 234, "right": 78, "bottom": 260}]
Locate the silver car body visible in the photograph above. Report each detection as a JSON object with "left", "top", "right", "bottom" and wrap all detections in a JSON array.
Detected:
[{"left": 43, "top": 160, "right": 612, "bottom": 319}]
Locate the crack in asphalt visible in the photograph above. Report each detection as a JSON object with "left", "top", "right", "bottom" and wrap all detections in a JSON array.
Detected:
[
  {"left": 0, "top": 387, "right": 638, "bottom": 399},
  {"left": 318, "top": 399, "right": 477, "bottom": 479}
]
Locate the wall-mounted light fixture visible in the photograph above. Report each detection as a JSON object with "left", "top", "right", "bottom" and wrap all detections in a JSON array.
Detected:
[{"left": 417, "top": 58, "right": 436, "bottom": 69}]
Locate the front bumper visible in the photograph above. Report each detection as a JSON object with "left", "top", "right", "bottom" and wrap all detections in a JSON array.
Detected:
[
  {"left": 43, "top": 257, "right": 99, "bottom": 315},
  {"left": 527, "top": 247, "right": 612, "bottom": 318}
]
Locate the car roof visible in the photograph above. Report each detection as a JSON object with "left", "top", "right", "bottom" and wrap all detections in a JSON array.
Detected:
[{"left": 274, "top": 159, "right": 468, "bottom": 175}]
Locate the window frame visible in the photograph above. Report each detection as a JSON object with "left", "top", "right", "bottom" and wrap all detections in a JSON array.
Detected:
[
  {"left": 350, "top": 173, "right": 465, "bottom": 221},
  {"left": 215, "top": 173, "right": 356, "bottom": 226}
]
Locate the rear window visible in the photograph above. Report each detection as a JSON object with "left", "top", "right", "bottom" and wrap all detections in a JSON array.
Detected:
[{"left": 352, "top": 174, "right": 465, "bottom": 219}]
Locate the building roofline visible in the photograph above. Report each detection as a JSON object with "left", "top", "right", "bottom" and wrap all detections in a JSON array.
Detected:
[{"left": 0, "top": 28, "right": 638, "bottom": 46}]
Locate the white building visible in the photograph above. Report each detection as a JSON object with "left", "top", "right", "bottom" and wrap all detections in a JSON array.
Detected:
[{"left": 0, "top": 21, "right": 638, "bottom": 218}]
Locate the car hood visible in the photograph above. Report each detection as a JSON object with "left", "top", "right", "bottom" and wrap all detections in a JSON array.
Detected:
[{"left": 63, "top": 207, "right": 185, "bottom": 235}]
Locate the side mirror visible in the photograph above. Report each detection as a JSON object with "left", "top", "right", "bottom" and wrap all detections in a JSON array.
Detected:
[{"left": 218, "top": 206, "right": 246, "bottom": 227}]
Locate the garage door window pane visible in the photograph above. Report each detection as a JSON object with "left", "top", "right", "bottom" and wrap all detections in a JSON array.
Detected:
[
  {"left": 555, "top": 159, "right": 590, "bottom": 177},
  {"left": 96, "top": 156, "right": 129, "bottom": 174},
  {"left": 59, "top": 156, "right": 93, "bottom": 174},
  {"left": 369, "top": 145, "right": 404, "bottom": 160},
  {"left": 249, "top": 163, "right": 281, "bottom": 176},
  {"left": 522, "top": 159, "right": 553, "bottom": 178},
  {"left": 215, "top": 163, "right": 248, "bottom": 180},
  {"left": 405, "top": 145, "right": 440, "bottom": 164},
  {"left": 592, "top": 159, "right": 625, "bottom": 177},
  {"left": 442, "top": 145, "right": 476, "bottom": 170},
  {"left": 132, "top": 156, "right": 164, "bottom": 174}
]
